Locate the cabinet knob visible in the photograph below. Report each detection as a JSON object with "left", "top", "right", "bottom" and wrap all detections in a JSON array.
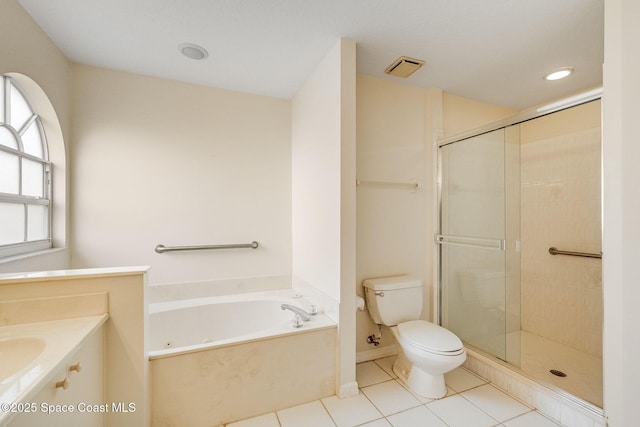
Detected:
[
  {"left": 55, "top": 378, "right": 69, "bottom": 390},
  {"left": 69, "top": 362, "right": 82, "bottom": 373}
]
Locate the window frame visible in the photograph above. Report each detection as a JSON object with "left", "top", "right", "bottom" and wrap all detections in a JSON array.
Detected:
[{"left": 0, "top": 75, "right": 52, "bottom": 258}]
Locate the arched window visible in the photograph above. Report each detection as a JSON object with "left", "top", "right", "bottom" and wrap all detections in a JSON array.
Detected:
[{"left": 0, "top": 75, "right": 51, "bottom": 256}]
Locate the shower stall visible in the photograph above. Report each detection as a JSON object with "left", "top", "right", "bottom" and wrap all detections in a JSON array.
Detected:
[{"left": 437, "top": 90, "right": 603, "bottom": 411}]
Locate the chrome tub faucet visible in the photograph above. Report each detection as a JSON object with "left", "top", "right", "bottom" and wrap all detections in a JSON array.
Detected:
[{"left": 280, "top": 303, "right": 311, "bottom": 322}]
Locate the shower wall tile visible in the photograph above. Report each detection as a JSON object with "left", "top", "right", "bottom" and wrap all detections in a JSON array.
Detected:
[{"left": 520, "top": 120, "right": 602, "bottom": 358}]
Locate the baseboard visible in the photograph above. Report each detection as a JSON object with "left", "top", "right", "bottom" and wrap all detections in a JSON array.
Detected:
[
  {"left": 338, "top": 381, "right": 359, "bottom": 398},
  {"left": 356, "top": 345, "right": 397, "bottom": 363}
]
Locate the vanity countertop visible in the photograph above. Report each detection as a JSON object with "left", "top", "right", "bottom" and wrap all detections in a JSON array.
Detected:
[{"left": 0, "top": 314, "right": 108, "bottom": 426}]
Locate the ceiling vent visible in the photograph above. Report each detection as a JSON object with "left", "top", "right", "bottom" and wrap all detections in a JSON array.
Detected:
[{"left": 385, "top": 56, "right": 425, "bottom": 78}]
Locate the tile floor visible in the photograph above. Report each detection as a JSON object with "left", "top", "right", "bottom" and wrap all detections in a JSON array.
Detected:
[{"left": 225, "top": 356, "right": 562, "bottom": 427}]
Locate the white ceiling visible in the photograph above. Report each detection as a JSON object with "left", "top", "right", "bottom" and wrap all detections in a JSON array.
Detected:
[{"left": 18, "top": 0, "right": 603, "bottom": 110}]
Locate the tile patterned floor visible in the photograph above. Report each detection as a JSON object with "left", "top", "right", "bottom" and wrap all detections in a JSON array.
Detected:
[{"left": 225, "top": 356, "right": 562, "bottom": 427}]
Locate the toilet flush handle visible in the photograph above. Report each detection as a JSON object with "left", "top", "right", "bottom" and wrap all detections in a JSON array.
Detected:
[{"left": 375, "top": 291, "right": 385, "bottom": 297}]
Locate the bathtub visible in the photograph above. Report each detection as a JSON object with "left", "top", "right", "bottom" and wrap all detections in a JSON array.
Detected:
[{"left": 148, "top": 289, "right": 337, "bottom": 427}]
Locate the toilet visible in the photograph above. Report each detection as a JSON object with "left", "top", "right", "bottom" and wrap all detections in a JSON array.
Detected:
[{"left": 363, "top": 275, "right": 466, "bottom": 399}]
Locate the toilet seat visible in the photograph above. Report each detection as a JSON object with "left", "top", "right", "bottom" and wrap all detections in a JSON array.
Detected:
[{"left": 396, "top": 320, "right": 464, "bottom": 356}]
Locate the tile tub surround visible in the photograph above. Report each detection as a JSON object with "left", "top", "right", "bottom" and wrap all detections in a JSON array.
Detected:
[
  {"left": 226, "top": 358, "right": 570, "bottom": 427},
  {"left": 151, "top": 326, "right": 336, "bottom": 426},
  {"left": 147, "top": 274, "right": 292, "bottom": 303}
]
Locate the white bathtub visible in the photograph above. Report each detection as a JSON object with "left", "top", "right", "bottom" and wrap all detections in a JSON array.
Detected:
[
  {"left": 148, "top": 289, "right": 335, "bottom": 359},
  {"left": 149, "top": 289, "right": 337, "bottom": 426}
]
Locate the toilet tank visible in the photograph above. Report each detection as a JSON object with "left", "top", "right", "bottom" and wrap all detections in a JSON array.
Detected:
[{"left": 362, "top": 276, "right": 423, "bottom": 326}]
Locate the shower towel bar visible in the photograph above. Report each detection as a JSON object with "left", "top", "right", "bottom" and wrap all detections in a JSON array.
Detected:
[
  {"left": 548, "top": 247, "right": 602, "bottom": 259},
  {"left": 356, "top": 179, "right": 420, "bottom": 192},
  {"left": 155, "top": 241, "right": 259, "bottom": 253},
  {"left": 435, "top": 234, "right": 505, "bottom": 251}
]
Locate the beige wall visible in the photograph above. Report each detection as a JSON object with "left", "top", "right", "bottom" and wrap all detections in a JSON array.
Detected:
[
  {"left": 443, "top": 92, "right": 517, "bottom": 137},
  {"left": 355, "top": 75, "right": 516, "bottom": 359},
  {"left": 355, "top": 76, "right": 436, "bottom": 357},
  {"left": 70, "top": 65, "right": 292, "bottom": 285},
  {"left": 520, "top": 100, "right": 602, "bottom": 357},
  {"left": 291, "top": 38, "right": 358, "bottom": 397},
  {"left": 291, "top": 43, "right": 343, "bottom": 302},
  {"left": 0, "top": 0, "right": 70, "bottom": 136},
  {"left": 603, "top": 0, "right": 640, "bottom": 425}
]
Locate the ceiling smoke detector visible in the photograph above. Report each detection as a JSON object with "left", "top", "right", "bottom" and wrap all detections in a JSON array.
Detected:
[{"left": 385, "top": 56, "right": 425, "bottom": 78}]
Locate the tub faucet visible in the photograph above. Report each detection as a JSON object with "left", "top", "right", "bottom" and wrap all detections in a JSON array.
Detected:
[{"left": 281, "top": 304, "right": 311, "bottom": 322}]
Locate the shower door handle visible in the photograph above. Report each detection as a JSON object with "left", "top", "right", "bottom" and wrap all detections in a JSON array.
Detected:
[{"left": 435, "top": 234, "right": 505, "bottom": 251}]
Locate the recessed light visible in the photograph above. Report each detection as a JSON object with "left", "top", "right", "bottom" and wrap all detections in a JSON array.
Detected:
[
  {"left": 544, "top": 67, "right": 574, "bottom": 81},
  {"left": 179, "top": 43, "right": 209, "bottom": 60}
]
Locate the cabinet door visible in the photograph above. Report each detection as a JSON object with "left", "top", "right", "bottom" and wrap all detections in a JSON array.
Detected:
[{"left": 10, "top": 325, "right": 105, "bottom": 427}]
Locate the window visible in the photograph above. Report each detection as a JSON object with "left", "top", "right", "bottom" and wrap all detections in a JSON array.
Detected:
[{"left": 0, "top": 75, "right": 51, "bottom": 257}]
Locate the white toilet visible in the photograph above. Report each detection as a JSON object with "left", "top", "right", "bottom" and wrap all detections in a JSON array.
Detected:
[{"left": 363, "top": 275, "right": 466, "bottom": 399}]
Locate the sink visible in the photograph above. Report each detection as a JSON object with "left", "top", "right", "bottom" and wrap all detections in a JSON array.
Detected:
[{"left": 0, "top": 337, "right": 46, "bottom": 382}]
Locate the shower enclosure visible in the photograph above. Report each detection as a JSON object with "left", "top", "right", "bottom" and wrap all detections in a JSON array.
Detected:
[{"left": 437, "top": 92, "right": 603, "bottom": 410}]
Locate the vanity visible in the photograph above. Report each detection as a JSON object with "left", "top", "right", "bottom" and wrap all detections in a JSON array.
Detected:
[
  {"left": 0, "top": 267, "right": 150, "bottom": 427},
  {"left": 0, "top": 315, "right": 107, "bottom": 427}
]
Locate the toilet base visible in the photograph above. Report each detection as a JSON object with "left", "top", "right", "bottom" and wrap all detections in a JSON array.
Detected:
[
  {"left": 407, "top": 367, "right": 447, "bottom": 399},
  {"left": 392, "top": 352, "right": 448, "bottom": 399}
]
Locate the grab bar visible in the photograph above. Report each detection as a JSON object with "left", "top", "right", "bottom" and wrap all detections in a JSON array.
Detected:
[
  {"left": 155, "top": 241, "right": 259, "bottom": 254},
  {"left": 548, "top": 247, "right": 602, "bottom": 259}
]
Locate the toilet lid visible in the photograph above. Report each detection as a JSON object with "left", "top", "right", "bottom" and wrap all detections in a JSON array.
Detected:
[{"left": 397, "top": 320, "right": 464, "bottom": 355}]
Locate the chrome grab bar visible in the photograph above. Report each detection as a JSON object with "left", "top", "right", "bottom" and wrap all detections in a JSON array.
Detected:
[
  {"left": 435, "top": 234, "right": 505, "bottom": 251},
  {"left": 548, "top": 247, "right": 602, "bottom": 259},
  {"left": 155, "top": 241, "right": 259, "bottom": 254}
]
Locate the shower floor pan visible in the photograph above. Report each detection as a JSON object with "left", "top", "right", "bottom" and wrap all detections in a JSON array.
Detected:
[{"left": 515, "top": 330, "right": 602, "bottom": 408}]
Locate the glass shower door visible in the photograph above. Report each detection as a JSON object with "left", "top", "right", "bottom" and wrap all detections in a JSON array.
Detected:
[{"left": 438, "top": 128, "right": 508, "bottom": 361}]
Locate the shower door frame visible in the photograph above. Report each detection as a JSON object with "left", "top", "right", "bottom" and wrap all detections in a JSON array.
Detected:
[
  {"left": 437, "top": 127, "right": 511, "bottom": 362},
  {"left": 435, "top": 86, "right": 602, "bottom": 323},
  {"left": 434, "top": 87, "right": 603, "bottom": 410}
]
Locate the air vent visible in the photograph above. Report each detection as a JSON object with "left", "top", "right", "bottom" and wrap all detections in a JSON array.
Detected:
[{"left": 385, "top": 56, "right": 425, "bottom": 78}]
